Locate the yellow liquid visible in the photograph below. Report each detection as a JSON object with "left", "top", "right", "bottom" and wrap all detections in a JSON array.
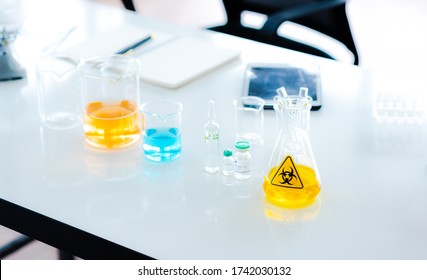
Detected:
[
  {"left": 263, "top": 164, "right": 320, "bottom": 208},
  {"left": 84, "top": 100, "right": 141, "bottom": 149}
]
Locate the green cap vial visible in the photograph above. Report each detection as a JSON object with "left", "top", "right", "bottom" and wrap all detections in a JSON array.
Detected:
[
  {"left": 234, "top": 140, "right": 251, "bottom": 180},
  {"left": 223, "top": 150, "right": 233, "bottom": 157}
]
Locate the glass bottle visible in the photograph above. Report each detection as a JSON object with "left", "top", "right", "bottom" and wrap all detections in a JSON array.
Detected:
[
  {"left": 234, "top": 140, "right": 251, "bottom": 180},
  {"left": 222, "top": 150, "right": 234, "bottom": 176},
  {"left": 0, "top": 29, "right": 26, "bottom": 81},
  {"left": 204, "top": 100, "right": 220, "bottom": 173},
  {"left": 263, "top": 94, "right": 321, "bottom": 208}
]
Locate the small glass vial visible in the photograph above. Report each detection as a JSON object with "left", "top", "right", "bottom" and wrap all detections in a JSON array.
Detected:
[
  {"left": 222, "top": 150, "right": 234, "bottom": 176},
  {"left": 234, "top": 141, "right": 251, "bottom": 180},
  {"left": 204, "top": 100, "right": 220, "bottom": 173}
]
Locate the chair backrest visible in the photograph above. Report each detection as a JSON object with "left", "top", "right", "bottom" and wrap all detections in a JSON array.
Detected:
[
  {"left": 223, "top": 0, "right": 323, "bottom": 21},
  {"left": 219, "top": 0, "right": 358, "bottom": 64},
  {"left": 121, "top": 0, "right": 136, "bottom": 11}
]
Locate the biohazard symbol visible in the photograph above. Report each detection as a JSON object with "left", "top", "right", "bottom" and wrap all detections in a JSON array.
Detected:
[{"left": 270, "top": 155, "right": 304, "bottom": 189}]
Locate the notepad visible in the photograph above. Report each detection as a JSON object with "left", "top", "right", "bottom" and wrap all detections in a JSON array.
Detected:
[
  {"left": 61, "top": 26, "right": 175, "bottom": 58},
  {"left": 62, "top": 26, "right": 240, "bottom": 89},
  {"left": 136, "top": 37, "right": 241, "bottom": 89}
]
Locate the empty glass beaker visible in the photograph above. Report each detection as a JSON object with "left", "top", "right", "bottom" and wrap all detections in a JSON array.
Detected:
[
  {"left": 263, "top": 95, "right": 321, "bottom": 208},
  {"left": 78, "top": 55, "right": 141, "bottom": 149},
  {"left": 37, "top": 55, "right": 81, "bottom": 129},
  {"left": 141, "top": 100, "right": 183, "bottom": 162},
  {"left": 233, "top": 96, "right": 265, "bottom": 144}
]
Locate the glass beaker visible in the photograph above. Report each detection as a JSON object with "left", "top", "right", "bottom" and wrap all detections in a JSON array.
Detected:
[
  {"left": 141, "top": 100, "right": 183, "bottom": 162},
  {"left": 78, "top": 55, "right": 141, "bottom": 149},
  {"left": 233, "top": 96, "right": 265, "bottom": 144},
  {"left": 263, "top": 95, "right": 321, "bottom": 208},
  {"left": 37, "top": 55, "right": 81, "bottom": 129}
]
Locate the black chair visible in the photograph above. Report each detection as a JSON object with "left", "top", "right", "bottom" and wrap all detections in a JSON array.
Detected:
[
  {"left": 121, "top": 0, "right": 136, "bottom": 12},
  {"left": 0, "top": 235, "right": 34, "bottom": 259},
  {"left": 0, "top": 233, "right": 75, "bottom": 259},
  {"left": 209, "top": 0, "right": 359, "bottom": 65}
]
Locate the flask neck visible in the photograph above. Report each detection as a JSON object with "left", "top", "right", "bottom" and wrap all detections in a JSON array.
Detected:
[
  {"left": 274, "top": 96, "right": 312, "bottom": 155},
  {"left": 275, "top": 96, "right": 311, "bottom": 133}
]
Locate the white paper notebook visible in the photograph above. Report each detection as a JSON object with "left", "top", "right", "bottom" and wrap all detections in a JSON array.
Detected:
[
  {"left": 61, "top": 26, "right": 175, "bottom": 58},
  {"left": 136, "top": 37, "right": 241, "bottom": 89},
  {"left": 62, "top": 25, "right": 240, "bottom": 89}
]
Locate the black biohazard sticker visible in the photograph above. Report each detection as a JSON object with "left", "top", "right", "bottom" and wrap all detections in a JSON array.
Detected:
[{"left": 270, "top": 155, "right": 304, "bottom": 189}]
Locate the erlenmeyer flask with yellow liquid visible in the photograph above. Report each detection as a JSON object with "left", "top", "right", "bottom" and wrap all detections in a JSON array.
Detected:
[{"left": 263, "top": 87, "right": 321, "bottom": 208}]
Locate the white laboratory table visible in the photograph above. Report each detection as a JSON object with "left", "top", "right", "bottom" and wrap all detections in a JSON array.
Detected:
[{"left": 1, "top": 0, "right": 427, "bottom": 260}]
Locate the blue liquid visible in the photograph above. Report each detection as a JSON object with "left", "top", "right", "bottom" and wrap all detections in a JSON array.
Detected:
[{"left": 143, "top": 127, "right": 181, "bottom": 162}]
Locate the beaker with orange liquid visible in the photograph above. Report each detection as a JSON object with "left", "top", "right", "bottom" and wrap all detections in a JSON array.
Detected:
[
  {"left": 263, "top": 89, "right": 321, "bottom": 208},
  {"left": 78, "top": 55, "right": 141, "bottom": 149}
]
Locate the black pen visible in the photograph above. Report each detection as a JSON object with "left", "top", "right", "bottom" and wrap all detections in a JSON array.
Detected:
[{"left": 116, "top": 34, "right": 153, "bottom": 55}]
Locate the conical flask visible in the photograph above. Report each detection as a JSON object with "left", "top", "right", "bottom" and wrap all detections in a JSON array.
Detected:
[{"left": 263, "top": 93, "right": 321, "bottom": 208}]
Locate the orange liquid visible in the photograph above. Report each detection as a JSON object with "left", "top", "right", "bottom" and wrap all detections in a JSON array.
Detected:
[
  {"left": 263, "top": 164, "right": 320, "bottom": 208},
  {"left": 84, "top": 100, "right": 141, "bottom": 149}
]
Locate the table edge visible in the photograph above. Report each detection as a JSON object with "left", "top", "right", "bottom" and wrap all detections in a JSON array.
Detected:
[{"left": 0, "top": 198, "right": 154, "bottom": 260}]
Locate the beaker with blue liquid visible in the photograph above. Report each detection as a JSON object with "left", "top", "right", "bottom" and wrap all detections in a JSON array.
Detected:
[{"left": 141, "top": 100, "right": 183, "bottom": 162}]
